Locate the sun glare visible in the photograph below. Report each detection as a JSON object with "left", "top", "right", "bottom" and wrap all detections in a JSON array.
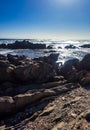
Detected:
[{"left": 50, "top": 0, "right": 83, "bottom": 7}]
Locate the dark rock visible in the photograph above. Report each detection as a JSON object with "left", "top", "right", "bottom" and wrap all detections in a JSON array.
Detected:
[
  {"left": 7, "top": 54, "right": 26, "bottom": 66},
  {"left": 0, "top": 60, "right": 15, "bottom": 82},
  {"left": 14, "top": 61, "right": 54, "bottom": 83},
  {"left": 0, "top": 54, "right": 7, "bottom": 60},
  {"left": 58, "top": 46, "right": 62, "bottom": 49},
  {"left": 80, "top": 44, "right": 90, "bottom": 48},
  {"left": 0, "top": 43, "right": 7, "bottom": 48},
  {"left": 79, "top": 54, "right": 90, "bottom": 71},
  {"left": 44, "top": 50, "right": 56, "bottom": 53},
  {"left": 80, "top": 73, "right": 90, "bottom": 85},
  {"left": 0, "top": 40, "right": 46, "bottom": 49},
  {"left": 34, "top": 53, "right": 59, "bottom": 65},
  {"left": 0, "top": 96, "right": 14, "bottom": 114},
  {"left": 65, "top": 44, "right": 77, "bottom": 49},
  {"left": 59, "top": 58, "right": 79, "bottom": 78},
  {"left": 47, "top": 45, "right": 54, "bottom": 49}
]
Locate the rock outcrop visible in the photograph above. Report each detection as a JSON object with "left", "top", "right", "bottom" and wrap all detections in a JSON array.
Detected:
[
  {"left": 65, "top": 44, "right": 77, "bottom": 49},
  {"left": 59, "top": 54, "right": 90, "bottom": 85},
  {"left": 0, "top": 40, "right": 46, "bottom": 49},
  {"left": 80, "top": 44, "right": 90, "bottom": 48},
  {"left": 0, "top": 53, "right": 90, "bottom": 130}
]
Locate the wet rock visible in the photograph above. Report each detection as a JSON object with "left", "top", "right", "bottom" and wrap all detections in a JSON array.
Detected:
[
  {"left": 34, "top": 53, "right": 59, "bottom": 65},
  {"left": 0, "top": 40, "right": 46, "bottom": 49},
  {"left": 44, "top": 50, "right": 56, "bottom": 53},
  {"left": 0, "top": 43, "right": 7, "bottom": 48},
  {"left": 65, "top": 44, "right": 77, "bottom": 49},
  {"left": 58, "top": 46, "right": 62, "bottom": 49},
  {"left": 80, "top": 44, "right": 90, "bottom": 48},
  {"left": 47, "top": 45, "right": 54, "bottom": 49}
]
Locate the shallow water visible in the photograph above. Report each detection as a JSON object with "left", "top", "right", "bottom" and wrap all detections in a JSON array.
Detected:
[{"left": 0, "top": 39, "right": 90, "bottom": 64}]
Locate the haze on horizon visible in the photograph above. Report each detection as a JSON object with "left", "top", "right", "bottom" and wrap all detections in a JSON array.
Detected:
[{"left": 0, "top": 0, "right": 90, "bottom": 40}]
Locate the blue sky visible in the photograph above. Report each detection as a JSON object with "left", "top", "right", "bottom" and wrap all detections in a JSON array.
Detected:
[{"left": 0, "top": 0, "right": 90, "bottom": 39}]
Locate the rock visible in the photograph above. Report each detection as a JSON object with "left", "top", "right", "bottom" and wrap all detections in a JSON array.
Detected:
[
  {"left": 80, "top": 73, "right": 90, "bottom": 85},
  {"left": 0, "top": 54, "right": 59, "bottom": 84},
  {"left": 80, "top": 108, "right": 90, "bottom": 122},
  {"left": 47, "top": 45, "right": 54, "bottom": 49},
  {"left": 44, "top": 50, "right": 56, "bottom": 53},
  {"left": 0, "top": 43, "right": 7, "bottom": 48},
  {"left": 79, "top": 54, "right": 90, "bottom": 71},
  {"left": 7, "top": 54, "right": 26, "bottom": 66},
  {"left": 0, "top": 54, "right": 6, "bottom": 60},
  {"left": 80, "top": 44, "right": 90, "bottom": 48},
  {"left": 41, "top": 80, "right": 66, "bottom": 89},
  {"left": 65, "top": 44, "right": 77, "bottom": 49},
  {"left": 39, "top": 106, "right": 54, "bottom": 116},
  {"left": 14, "top": 63, "right": 39, "bottom": 82},
  {"left": 52, "top": 122, "right": 65, "bottom": 130},
  {"left": 63, "top": 97, "right": 81, "bottom": 108},
  {"left": 52, "top": 114, "right": 62, "bottom": 123},
  {"left": 0, "top": 60, "right": 15, "bottom": 82},
  {"left": 34, "top": 53, "right": 59, "bottom": 65},
  {"left": 14, "top": 92, "right": 43, "bottom": 109},
  {"left": 59, "top": 58, "right": 79, "bottom": 78},
  {"left": 83, "top": 110, "right": 90, "bottom": 122},
  {"left": 14, "top": 61, "right": 54, "bottom": 83},
  {"left": 58, "top": 46, "right": 62, "bottom": 49},
  {"left": 0, "top": 96, "right": 14, "bottom": 114},
  {"left": 0, "top": 40, "right": 46, "bottom": 49},
  {"left": 34, "top": 53, "right": 59, "bottom": 74},
  {"left": 0, "top": 82, "right": 17, "bottom": 96}
]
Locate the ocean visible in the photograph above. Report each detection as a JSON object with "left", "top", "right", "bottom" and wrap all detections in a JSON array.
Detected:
[{"left": 0, "top": 39, "right": 90, "bottom": 64}]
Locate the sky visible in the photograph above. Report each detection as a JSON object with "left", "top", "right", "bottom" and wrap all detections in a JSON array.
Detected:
[{"left": 0, "top": 0, "right": 90, "bottom": 40}]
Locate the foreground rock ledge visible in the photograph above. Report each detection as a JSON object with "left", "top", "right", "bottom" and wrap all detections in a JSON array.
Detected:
[{"left": 0, "top": 53, "right": 90, "bottom": 130}]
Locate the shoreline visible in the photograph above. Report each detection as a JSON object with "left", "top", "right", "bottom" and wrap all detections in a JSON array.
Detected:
[{"left": 0, "top": 53, "right": 90, "bottom": 129}]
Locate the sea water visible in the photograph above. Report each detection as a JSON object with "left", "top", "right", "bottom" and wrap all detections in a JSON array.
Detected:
[{"left": 0, "top": 39, "right": 90, "bottom": 64}]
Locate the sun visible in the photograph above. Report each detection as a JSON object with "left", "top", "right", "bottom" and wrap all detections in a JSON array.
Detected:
[{"left": 51, "top": 0, "right": 81, "bottom": 7}]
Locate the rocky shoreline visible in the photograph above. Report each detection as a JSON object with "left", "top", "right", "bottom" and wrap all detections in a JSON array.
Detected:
[
  {"left": 0, "top": 40, "right": 46, "bottom": 49},
  {"left": 0, "top": 40, "right": 90, "bottom": 50},
  {"left": 0, "top": 53, "right": 90, "bottom": 130}
]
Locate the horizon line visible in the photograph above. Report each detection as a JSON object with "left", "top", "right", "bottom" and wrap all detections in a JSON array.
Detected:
[{"left": 0, "top": 37, "right": 90, "bottom": 41}]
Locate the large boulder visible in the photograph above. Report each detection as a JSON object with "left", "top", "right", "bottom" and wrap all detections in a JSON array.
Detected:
[
  {"left": 0, "top": 60, "right": 15, "bottom": 82},
  {"left": 34, "top": 53, "right": 59, "bottom": 64},
  {"left": 14, "top": 61, "right": 54, "bottom": 83},
  {"left": 59, "top": 58, "right": 79, "bottom": 78},
  {"left": 80, "top": 44, "right": 90, "bottom": 48},
  {"left": 79, "top": 54, "right": 90, "bottom": 71}
]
